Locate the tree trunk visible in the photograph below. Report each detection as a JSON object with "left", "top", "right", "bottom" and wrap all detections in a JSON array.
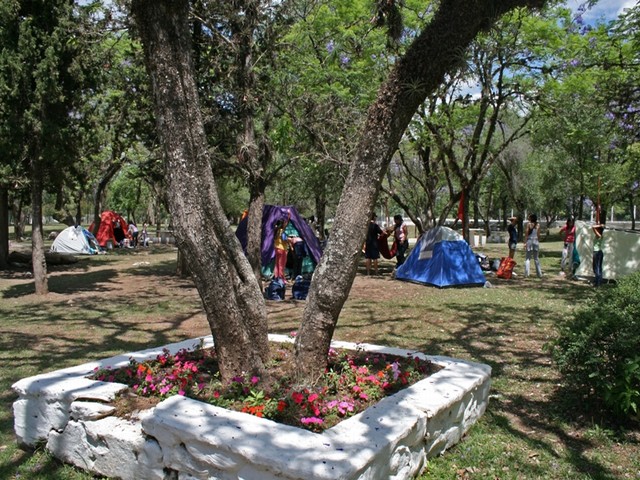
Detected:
[
  {"left": 91, "top": 161, "right": 122, "bottom": 235},
  {"left": 294, "top": 0, "right": 547, "bottom": 380},
  {"left": 131, "top": 0, "right": 269, "bottom": 383},
  {"left": 315, "top": 192, "right": 327, "bottom": 241},
  {"left": 31, "top": 156, "right": 48, "bottom": 295},
  {"left": 246, "top": 186, "right": 265, "bottom": 285},
  {"left": 176, "top": 249, "right": 190, "bottom": 277},
  {"left": 0, "top": 187, "right": 8, "bottom": 269},
  {"left": 12, "top": 197, "right": 26, "bottom": 240}
]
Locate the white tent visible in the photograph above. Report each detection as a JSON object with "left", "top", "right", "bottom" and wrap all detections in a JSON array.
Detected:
[
  {"left": 574, "top": 220, "right": 640, "bottom": 281},
  {"left": 50, "top": 226, "right": 100, "bottom": 255}
]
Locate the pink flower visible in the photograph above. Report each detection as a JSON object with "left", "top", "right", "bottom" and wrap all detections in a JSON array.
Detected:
[
  {"left": 300, "top": 417, "right": 323, "bottom": 425},
  {"left": 251, "top": 376, "right": 260, "bottom": 385},
  {"left": 307, "top": 393, "right": 319, "bottom": 403}
]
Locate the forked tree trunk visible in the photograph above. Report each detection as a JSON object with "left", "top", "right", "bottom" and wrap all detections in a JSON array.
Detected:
[
  {"left": 131, "top": 0, "right": 269, "bottom": 383},
  {"left": 293, "top": 0, "right": 547, "bottom": 380}
]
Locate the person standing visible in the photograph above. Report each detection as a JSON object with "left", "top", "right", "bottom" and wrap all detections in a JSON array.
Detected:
[
  {"left": 507, "top": 216, "right": 518, "bottom": 259},
  {"left": 288, "top": 234, "right": 306, "bottom": 278},
  {"left": 273, "top": 213, "right": 290, "bottom": 282},
  {"left": 592, "top": 223, "right": 605, "bottom": 287},
  {"left": 140, "top": 222, "right": 149, "bottom": 247},
  {"left": 392, "top": 214, "right": 409, "bottom": 267},
  {"left": 127, "top": 221, "right": 139, "bottom": 247},
  {"left": 524, "top": 214, "right": 542, "bottom": 278},
  {"left": 365, "top": 213, "right": 383, "bottom": 275},
  {"left": 559, "top": 216, "right": 576, "bottom": 276}
]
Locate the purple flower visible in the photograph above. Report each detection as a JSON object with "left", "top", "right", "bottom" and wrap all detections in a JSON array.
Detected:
[
  {"left": 326, "top": 40, "right": 334, "bottom": 53},
  {"left": 340, "top": 54, "right": 350, "bottom": 65}
]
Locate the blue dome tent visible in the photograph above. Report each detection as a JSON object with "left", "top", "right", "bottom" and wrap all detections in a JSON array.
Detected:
[{"left": 395, "top": 227, "right": 485, "bottom": 288}]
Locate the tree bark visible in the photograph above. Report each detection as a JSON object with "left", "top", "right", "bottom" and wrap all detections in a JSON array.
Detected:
[
  {"left": 31, "top": 154, "right": 48, "bottom": 295},
  {"left": 0, "top": 187, "right": 8, "bottom": 269},
  {"left": 294, "top": 0, "right": 547, "bottom": 379},
  {"left": 91, "top": 161, "right": 122, "bottom": 235},
  {"left": 131, "top": 0, "right": 269, "bottom": 382}
]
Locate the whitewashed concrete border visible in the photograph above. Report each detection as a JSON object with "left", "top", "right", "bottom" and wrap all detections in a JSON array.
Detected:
[{"left": 13, "top": 335, "right": 491, "bottom": 480}]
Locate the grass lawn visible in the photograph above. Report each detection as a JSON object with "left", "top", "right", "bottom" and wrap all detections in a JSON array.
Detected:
[{"left": 1, "top": 235, "right": 639, "bottom": 479}]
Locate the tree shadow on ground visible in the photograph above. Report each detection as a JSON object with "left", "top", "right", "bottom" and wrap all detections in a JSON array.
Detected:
[{"left": 1, "top": 269, "right": 120, "bottom": 298}]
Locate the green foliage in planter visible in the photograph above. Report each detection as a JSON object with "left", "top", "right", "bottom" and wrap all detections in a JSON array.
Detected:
[{"left": 549, "top": 272, "right": 640, "bottom": 418}]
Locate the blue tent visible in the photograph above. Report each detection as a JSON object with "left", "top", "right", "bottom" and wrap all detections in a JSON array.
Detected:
[{"left": 395, "top": 227, "right": 485, "bottom": 288}]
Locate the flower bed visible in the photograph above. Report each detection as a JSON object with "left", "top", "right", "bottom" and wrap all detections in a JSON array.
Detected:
[
  {"left": 13, "top": 335, "right": 492, "bottom": 480},
  {"left": 91, "top": 336, "right": 440, "bottom": 432}
]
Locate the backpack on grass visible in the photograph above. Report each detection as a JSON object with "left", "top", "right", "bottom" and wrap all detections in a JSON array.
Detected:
[
  {"left": 265, "top": 278, "right": 286, "bottom": 300},
  {"left": 496, "top": 257, "right": 516, "bottom": 279}
]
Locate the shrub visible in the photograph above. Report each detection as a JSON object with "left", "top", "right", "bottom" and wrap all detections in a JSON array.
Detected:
[{"left": 550, "top": 271, "right": 640, "bottom": 419}]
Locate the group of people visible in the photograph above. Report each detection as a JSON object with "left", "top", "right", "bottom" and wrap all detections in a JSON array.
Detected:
[
  {"left": 507, "top": 214, "right": 605, "bottom": 286},
  {"left": 273, "top": 212, "right": 311, "bottom": 283},
  {"left": 364, "top": 214, "right": 408, "bottom": 275},
  {"left": 271, "top": 211, "right": 409, "bottom": 281},
  {"left": 113, "top": 219, "right": 149, "bottom": 248}
]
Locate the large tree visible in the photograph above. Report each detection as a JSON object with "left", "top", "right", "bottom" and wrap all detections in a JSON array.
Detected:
[
  {"left": 294, "top": 0, "right": 547, "bottom": 378},
  {"left": 131, "top": 0, "right": 547, "bottom": 383}
]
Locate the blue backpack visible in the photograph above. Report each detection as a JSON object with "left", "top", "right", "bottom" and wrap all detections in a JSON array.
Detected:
[
  {"left": 265, "top": 278, "right": 286, "bottom": 301},
  {"left": 292, "top": 276, "right": 311, "bottom": 300}
]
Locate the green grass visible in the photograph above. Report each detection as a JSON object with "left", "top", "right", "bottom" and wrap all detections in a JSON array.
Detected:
[{"left": 1, "top": 238, "right": 639, "bottom": 479}]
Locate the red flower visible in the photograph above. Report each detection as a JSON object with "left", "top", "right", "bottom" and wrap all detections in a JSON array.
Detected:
[{"left": 291, "top": 391, "right": 304, "bottom": 404}]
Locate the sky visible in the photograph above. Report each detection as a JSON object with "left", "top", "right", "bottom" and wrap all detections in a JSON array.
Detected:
[{"left": 566, "top": 0, "right": 638, "bottom": 23}]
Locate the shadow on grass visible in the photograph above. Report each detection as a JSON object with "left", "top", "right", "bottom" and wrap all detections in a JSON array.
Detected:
[
  {"left": 2, "top": 269, "right": 121, "bottom": 298},
  {"left": 488, "top": 395, "right": 623, "bottom": 480}
]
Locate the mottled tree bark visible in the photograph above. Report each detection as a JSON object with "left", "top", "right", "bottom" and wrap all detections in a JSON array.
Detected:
[
  {"left": 294, "top": 0, "right": 547, "bottom": 379},
  {"left": 131, "top": 0, "right": 269, "bottom": 382},
  {"left": 31, "top": 153, "right": 48, "bottom": 295}
]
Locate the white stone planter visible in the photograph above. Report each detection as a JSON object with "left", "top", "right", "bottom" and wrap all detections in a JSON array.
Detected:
[{"left": 12, "top": 335, "right": 491, "bottom": 480}]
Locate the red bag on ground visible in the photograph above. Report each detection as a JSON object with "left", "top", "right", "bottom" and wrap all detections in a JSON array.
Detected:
[{"left": 497, "top": 257, "right": 516, "bottom": 279}]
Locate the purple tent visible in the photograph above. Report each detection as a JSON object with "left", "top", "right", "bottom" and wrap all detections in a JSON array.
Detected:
[{"left": 235, "top": 205, "right": 323, "bottom": 268}]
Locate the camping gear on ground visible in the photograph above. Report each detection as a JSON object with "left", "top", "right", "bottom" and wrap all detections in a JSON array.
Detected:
[
  {"left": 395, "top": 226, "right": 486, "bottom": 288},
  {"left": 291, "top": 276, "right": 311, "bottom": 300},
  {"left": 491, "top": 258, "right": 501, "bottom": 271},
  {"left": 475, "top": 253, "right": 491, "bottom": 271},
  {"left": 265, "top": 278, "right": 286, "bottom": 301},
  {"left": 89, "top": 211, "right": 128, "bottom": 247},
  {"left": 496, "top": 257, "right": 517, "bottom": 279},
  {"left": 50, "top": 226, "right": 100, "bottom": 255},
  {"left": 573, "top": 220, "right": 640, "bottom": 282},
  {"left": 235, "top": 205, "right": 323, "bottom": 279}
]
